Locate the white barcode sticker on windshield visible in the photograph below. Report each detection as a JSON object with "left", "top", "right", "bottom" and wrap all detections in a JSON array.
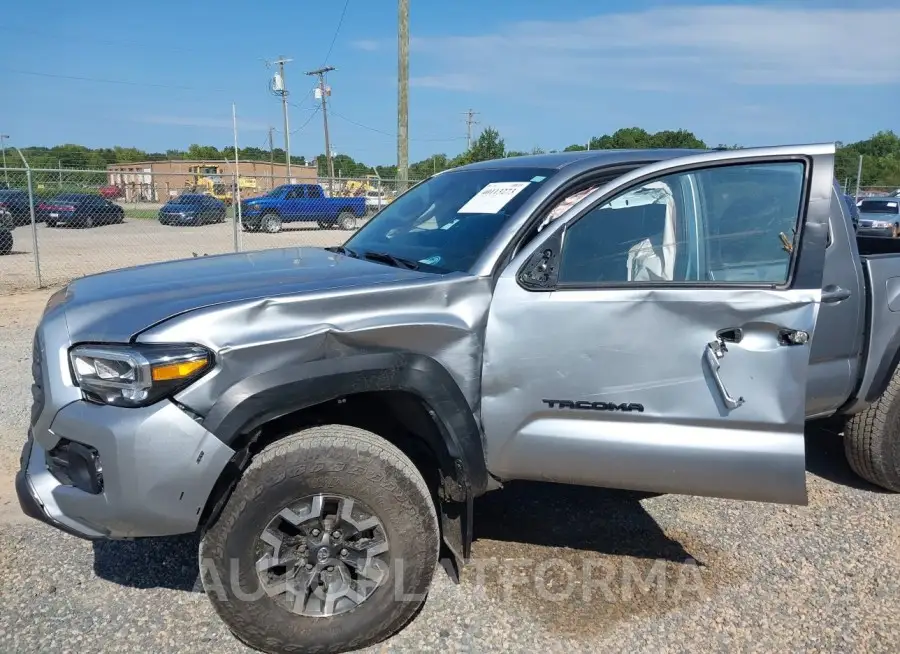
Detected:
[{"left": 457, "top": 182, "right": 530, "bottom": 214}]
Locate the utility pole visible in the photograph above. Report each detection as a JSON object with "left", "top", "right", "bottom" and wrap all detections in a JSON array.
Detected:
[
  {"left": 306, "top": 66, "right": 336, "bottom": 194},
  {"left": 268, "top": 127, "right": 275, "bottom": 190},
  {"left": 464, "top": 109, "right": 479, "bottom": 151},
  {"left": 269, "top": 56, "right": 293, "bottom": 181},
  {"left": 0, "top": 134, "right": 8, "bottom": 187},
  {"left": 397, "top": 0, "right": 409, "bottom": 192}
]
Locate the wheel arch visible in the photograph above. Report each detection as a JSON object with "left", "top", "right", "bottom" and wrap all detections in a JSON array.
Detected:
[{"left": 198, "top": 351, "right": 488, "bottom": 566}]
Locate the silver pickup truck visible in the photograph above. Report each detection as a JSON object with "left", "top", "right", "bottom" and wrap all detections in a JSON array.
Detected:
[{"left": 16, "top": 144, "right": 900, "bottom": 654}]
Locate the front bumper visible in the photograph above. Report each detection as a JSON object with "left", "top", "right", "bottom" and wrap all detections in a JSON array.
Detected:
[
  {"left": 18, "top": 312, "right": 236, "bottom": 541},
  {"left": 159, "top": 213, "right": 198, "bottom": 225},
  {"left": 857, "top": 226, "right": 894, "bottom": 238},
  {"left": 17, "top": 399, "right": 235, "bottom": 540}
]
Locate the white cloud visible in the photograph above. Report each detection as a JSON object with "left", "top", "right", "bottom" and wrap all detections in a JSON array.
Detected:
[
  {"left": 135, "top": 115, "right": 269, "bottom": 131},
  {"left": 351, "top": 39, "right": 381, "bottom": 52},
  {"left": 410, "top": 73, "right": 479, "bottom": 91},
  {"left": 408, "top": 5, "right": 900, "bottom": 92}
]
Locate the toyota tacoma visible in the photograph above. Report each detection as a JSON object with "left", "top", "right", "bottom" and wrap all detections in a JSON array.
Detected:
[{"left": 16, "top": 143, "right": 900, "bottom": 653}]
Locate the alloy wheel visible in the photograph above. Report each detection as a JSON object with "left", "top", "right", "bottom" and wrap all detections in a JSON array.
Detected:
[{"left": 254, "top": 493, "right": 391, "bottom": 618}]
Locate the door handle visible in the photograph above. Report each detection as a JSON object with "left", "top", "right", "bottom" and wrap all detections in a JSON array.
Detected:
[
  {"left": 821, "top": 285, "right": 851, "bottom": 304},
  {"left": 704, "top": 340, "right": 745, "bottom": 410}
]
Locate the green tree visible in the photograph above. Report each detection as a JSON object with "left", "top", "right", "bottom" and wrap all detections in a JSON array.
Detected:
[
  {"left": 454, "top": 127, "right": 505, "bottom": 165},
  {"left": 186, "top": 144, "right": 222, "bottom": 160}
]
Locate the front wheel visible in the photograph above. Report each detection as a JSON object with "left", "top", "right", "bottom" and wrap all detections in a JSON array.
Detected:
[
  {"left": 261, "top": 213, "right": 283, "bottom": 234},
  {"left": 200, "top": 425, "right": 439, "bottom": 654}
]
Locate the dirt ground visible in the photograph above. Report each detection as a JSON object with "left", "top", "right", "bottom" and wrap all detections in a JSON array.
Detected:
[{"left": 0, "top": 218, "right": 352, "bottom": 293}]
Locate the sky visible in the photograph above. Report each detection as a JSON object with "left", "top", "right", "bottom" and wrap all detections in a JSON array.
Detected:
[{"left": 1, "top": 0, "right": 898, "bottom": 167}]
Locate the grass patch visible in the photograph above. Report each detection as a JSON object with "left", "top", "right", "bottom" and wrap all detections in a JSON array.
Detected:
[{"left": 124, "top": 208, "right": 160, "bottom": 220}]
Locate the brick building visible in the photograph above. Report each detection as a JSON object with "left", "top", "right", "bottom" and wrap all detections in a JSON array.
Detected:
[{"left": 106, "top": 159, "right": 317, "bottom": 202}]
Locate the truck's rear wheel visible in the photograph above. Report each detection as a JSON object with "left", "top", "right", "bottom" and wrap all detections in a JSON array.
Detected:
[
  {"left": 843, "top": 369, "right": 900, "bottom": 492},
  {"left": 337, "top": 211, "right": 358, "bottom": 231},
  {"left": 199, "top": 425, "right": 439, "bottom": 654}
]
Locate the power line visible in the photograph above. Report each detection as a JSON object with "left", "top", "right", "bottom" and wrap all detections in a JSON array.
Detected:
[
  {"left": 323, "top": 0, "right": 351, "bottom": 65},
  {"left": 290, "top": 105, "right": 321, "bottom": 134},
  {"left": 329, "top": 109, "right": 465, "bottom": 143},
  {"left": 0, "top": 67, "right": 228, "bottom": 93}
]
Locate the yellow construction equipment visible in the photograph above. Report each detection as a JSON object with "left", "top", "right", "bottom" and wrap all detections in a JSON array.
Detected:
[{"left": 186, "top": 164, "right": 259, "bottom": 205}]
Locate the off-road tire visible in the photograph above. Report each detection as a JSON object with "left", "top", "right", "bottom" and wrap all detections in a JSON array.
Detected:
[
  {"left": 843, "top": 368, "right": 900, "bottom": 492},
  {"left": 199, "top": 425, "right": 440, "bottom": 654}
]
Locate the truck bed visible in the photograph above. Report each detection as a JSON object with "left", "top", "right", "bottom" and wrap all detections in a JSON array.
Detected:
[{"left": 856, "top": 235, "right": 900, "bottom": 256}]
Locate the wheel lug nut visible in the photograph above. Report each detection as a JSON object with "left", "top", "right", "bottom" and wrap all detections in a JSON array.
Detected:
[
  {"left": 311, "top": 529, "right": 320, "bottom": 537},
  {"left": 306, "top": 563, "right": 313, "bottom": 570},
  {"left": 332, "top": 530, "right": 342, "bottom": 540},
  {"left": 340, "top": 548, "right": 348, "bottom": 557},
  {"left": 327, "top": 566, "right": 334, "bottom": 572}
]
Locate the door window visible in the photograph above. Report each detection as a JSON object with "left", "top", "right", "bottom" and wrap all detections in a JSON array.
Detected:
[
  {"left": 556, "top": 161, "right": 806, "bottom": 286},
  {"left": 285, "top": 188, "right": 304, "bottom": 199}
]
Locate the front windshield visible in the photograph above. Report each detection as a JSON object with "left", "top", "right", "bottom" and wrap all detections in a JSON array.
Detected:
[
  {"left": 344, "top": 166, "right": 557, "bottom": 273},
  {"left": 173, "top": 194, "right": 204, "bottom": 205}
]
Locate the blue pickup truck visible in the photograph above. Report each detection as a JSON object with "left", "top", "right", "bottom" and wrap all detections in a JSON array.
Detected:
[{"left": 239, "top": 183, "right": 367, "bottom": 233}]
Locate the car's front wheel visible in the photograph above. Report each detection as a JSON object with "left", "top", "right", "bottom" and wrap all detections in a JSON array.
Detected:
[{"left": 199, "top": 425, "right": 439, "bottom": 654}]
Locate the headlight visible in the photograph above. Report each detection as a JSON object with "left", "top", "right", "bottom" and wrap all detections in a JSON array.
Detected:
[
  {"left": 871, "top": 220, "right": 893, "bottom": 228},
  {"left": 69, "top": 344, "right": 212, "bottom": 407}
]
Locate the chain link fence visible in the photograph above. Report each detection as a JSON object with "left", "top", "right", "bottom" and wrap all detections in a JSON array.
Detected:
[{"left": 0, "top": 167, "right": 425, "bottom": 294}]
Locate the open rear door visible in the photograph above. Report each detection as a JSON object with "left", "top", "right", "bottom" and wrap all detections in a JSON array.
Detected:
[{"left": 481, "top": 144, "right": 834, "bottom": 504}]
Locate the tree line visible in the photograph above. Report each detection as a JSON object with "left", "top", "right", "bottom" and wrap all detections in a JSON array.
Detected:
[{"left": 6, "top": 128, "right": 899, "bottom": 188}]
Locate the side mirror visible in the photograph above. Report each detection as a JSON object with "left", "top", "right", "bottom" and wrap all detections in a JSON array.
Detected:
[{"left": 517, "top": 230, "right": 562, "bottom": 291}]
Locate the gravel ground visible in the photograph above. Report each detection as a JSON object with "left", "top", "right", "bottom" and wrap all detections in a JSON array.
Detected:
[
  {"left": 0, "top": 290, "right": 898, "bottom": 653},
  {"left": 0, "top": 216, "right": 357, "bottom": 293}
]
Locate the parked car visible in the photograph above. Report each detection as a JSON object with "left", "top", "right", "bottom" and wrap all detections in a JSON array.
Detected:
[
  {"left": 855, "top": 196, "right": 900, "bottom": 237},
  {"left": 18, "top": 143, "right": 900, "bottom": 654},
  {"left": 158, "top": 193, "right": 227, "bottom": 226},
  {"left": 240, "top": 183, "right": 367, "bottom": 232},
  {"left": 98, "top": 185, "right": 124, "bottom": 200},
  {"left": 364, "top": 189, "right": 390, "bottom": 214},
  {"left": 0, "top": 206, "right": 13, "bottom": 254},
  {"left": 841, "top": 193, "right": 860, "bottom": 232},
  {"left": 0, "top": 188, "right": 38, "bottom": 226},
  {"left": 39, "top": 193, "right": 125, "bottom": 228}
]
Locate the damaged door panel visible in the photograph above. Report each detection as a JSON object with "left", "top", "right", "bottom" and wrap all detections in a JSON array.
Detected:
[{"left": 481, "top": 144, "right": 834, "bottom": 504}]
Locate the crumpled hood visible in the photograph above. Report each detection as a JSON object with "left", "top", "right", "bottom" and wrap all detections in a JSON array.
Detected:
[{"left": 58, "top": 247, "right": 430, "bottom": 343}]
